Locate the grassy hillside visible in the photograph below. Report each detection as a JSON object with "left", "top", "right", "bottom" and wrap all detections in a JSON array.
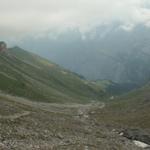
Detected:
[
  {"left": 0, "top": 46, "right": 105, "bottom": 103},
  {"left": 92, "top": 83, "right": 150, "bottom": 129}
]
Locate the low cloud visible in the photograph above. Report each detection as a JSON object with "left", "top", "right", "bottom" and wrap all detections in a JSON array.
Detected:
[{"left": 0, "top": 0, "right": 150, "bottom": 38}]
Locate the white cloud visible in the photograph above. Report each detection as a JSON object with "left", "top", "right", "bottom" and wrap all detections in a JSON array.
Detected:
[{"left": 0, "top": 0, "right": 150, "bottom": 37}]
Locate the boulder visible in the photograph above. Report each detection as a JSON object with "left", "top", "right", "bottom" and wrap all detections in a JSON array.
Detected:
[{"left": 121, "top": 129, "right": 150, "bottom": 145}]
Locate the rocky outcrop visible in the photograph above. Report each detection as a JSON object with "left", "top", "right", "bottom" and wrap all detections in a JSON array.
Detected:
[
  {"left": 0, "top": 41, "right": 7, "bottom": 52},
  {"left": 121, "top": 129, "right": 150, "bottom": 145}
]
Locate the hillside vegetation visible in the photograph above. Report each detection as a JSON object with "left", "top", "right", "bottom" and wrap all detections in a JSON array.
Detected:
[
  {"left": 93, "top": 83, "right": 150, "bottom": 129},
  {"left": 0, "top": 46, "right": 105, "bottom": 103}
]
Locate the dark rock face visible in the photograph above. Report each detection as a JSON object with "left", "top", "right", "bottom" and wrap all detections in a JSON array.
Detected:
[
  {"left": 122, "top": 129, "right": 150, "bottom": 145},
  {"left": 0, "top": 41, "right": 7, "bottom": 52}
]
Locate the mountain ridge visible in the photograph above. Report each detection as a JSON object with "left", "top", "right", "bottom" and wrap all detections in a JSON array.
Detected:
[
  {"left": 0, "top": 44, "right": 105, "bottom": 103},
  {"left": 20, "top": 24, "right": 150, "bottom": 86}
]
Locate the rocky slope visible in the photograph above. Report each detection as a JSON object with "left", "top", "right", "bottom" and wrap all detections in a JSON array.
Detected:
[
  {"left": 91, "top": 82, "right": 150, "bottom": 149},
  {"left": 0, "top": 93, "right": 144, "bottom": 150}
]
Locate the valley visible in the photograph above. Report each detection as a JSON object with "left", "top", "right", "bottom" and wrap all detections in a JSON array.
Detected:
[
  {"left": 1, "top": 0, "right": 150, "bottom": 149},
  {"left": 0, "top": 43, "right": 149, "bottom": 149}
]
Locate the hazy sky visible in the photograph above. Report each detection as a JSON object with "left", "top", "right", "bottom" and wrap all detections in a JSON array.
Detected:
[{"left": 0, "top": 0, "right": 150, "bottom": 38}]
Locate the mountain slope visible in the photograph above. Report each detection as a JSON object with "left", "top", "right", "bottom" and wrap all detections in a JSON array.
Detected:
[
  {"left": 93, "top": 82, "right": 150, "bottom": 129},
  {"left": 0, "top": 46, "right": 105, "bottom": 103},
  {"left": 21, "top": 24, "right": 150, "bottom": 85},
  {"left": 0, "top": 91, "right": 140, "bottom": 149}
]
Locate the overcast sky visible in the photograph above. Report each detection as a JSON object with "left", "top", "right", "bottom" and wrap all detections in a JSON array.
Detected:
[{"left": 0, "top": 0, "right": 150, "bottom": 38}]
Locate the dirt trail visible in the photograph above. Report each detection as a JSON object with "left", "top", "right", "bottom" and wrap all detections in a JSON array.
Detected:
[
  {"left": 0, "top": 111, "right": 30, "bottom": 120},
  {"left": 0, "top": 92, "right": 105, "bottom": 116}
]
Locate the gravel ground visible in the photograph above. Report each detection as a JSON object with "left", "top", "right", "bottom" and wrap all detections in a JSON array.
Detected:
[{"left": 0, "top": 94, "right": 146, "bottom": 150}]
